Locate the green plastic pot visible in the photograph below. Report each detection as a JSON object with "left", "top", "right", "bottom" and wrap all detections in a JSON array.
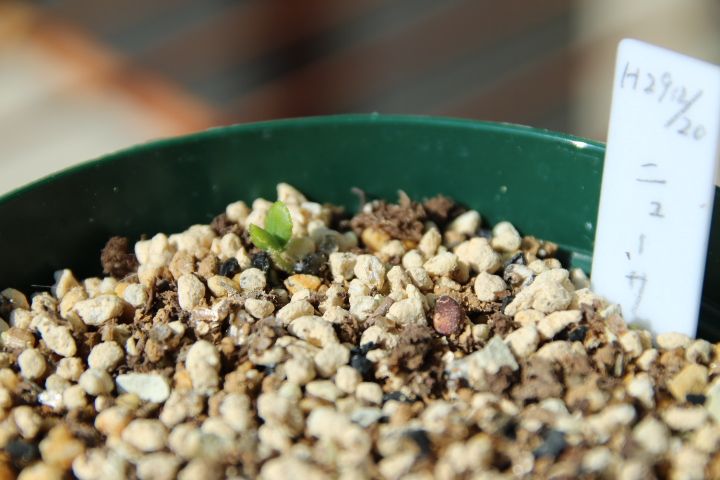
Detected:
[{"left": 1, "top": 114, "right": 718, "bottom": 339}]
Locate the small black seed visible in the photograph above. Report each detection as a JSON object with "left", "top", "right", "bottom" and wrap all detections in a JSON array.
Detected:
[
  {"left": 504, "top": 252, "right": 526, "bottom": 268},
  {"left": 350, "top": 354, "right": 374, "bottom": 380},
  {"left": 293, "top": 252, "right": 329, "bottom": 276},
  {"left": 259, "top": 365, "right": 276, "bottom": 375},
  {"left": 383, "top": 391, "right": 412, "bottom": 403},
  {"left": 360, "top": 342, "right": 378, "bottom": 355},
  {"left": 500, "top": 295, "right": 515, "bottom": 310},
  {"left": 7, "top": 439, "right": 40, "bottom": 468},
  {"left": 154, "top": 278, "right": 173, "bottom": 293},
  {"left": 501, "top": 420, "right": 518, "bottom": 440},
  {"left": 568, "top": 325, "right": 588, "bottom": 342},
  {"left": 477, "top": 228, "right": 493, "bottom": 239},
  {"left": 219, "top": 257, "right": 240, "bottom": 277},
  {"left": 352, "top": 342, "right": 378, "bottom": 356},
  {"left": 405, "top": 429, "right": 432, "bottom": 456},
  {"left": 533, "top": 430, "right": 566, "bottom": 458},
  {"left": 686, "top": 394, "right": 706, "bottom": 405},
  {"left": 251, "top": 252, "right": 272, "bottom": 273},
  {"left": 0, "top": 295, "right": 13, "bottom": 317}
]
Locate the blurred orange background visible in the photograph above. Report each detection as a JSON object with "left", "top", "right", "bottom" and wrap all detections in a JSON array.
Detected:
[{"left": 1, "top": 0, "right": 718, "bottom": 194}]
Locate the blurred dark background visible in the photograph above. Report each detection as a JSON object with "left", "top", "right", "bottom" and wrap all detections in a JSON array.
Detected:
[
  {"left": 51, "top": 0, "right": 577, "bottom": 127},
  {"left": 1, "top": 0, "right": 718, "bottom": 194}
]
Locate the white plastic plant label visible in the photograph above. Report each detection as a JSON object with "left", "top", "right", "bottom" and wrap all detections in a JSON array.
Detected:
[{"left": 591, "top": 39, "right": 720, "bottom": 336}]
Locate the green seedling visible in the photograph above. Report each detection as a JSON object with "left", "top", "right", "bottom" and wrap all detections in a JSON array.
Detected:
[{"left": 248, "top": 201, "right": 295, "bottom": 273}]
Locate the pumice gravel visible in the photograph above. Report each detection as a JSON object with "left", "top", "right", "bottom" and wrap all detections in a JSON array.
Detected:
[{"left": 0, "top": 182, "right": 719, "bottom": 479}]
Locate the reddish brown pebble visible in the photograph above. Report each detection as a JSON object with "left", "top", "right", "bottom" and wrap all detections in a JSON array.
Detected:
[{"left": 433, "top": 295, "right": 465, "bottom": 335}]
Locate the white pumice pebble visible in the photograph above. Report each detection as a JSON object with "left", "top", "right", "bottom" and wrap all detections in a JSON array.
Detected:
[
  {"left": 387, "top": 289, "right": 426, "bottom": 327},
  {"left": 473, "top": 272, "right": 506, "bottom": 301},
  {"left": 9, "top": 308, "right": 33, "bottom": 330},
  {"left": 59, "top": 287, "right": 88, "bottom": 320},
  {"left": 45, "top": 373, "right": 70, "bottom": 393},
  {"left": 401, "top": 250, "right": 424, "bottom": 269},
  {"left": 212, "top": 233, "right": 243, "bottom": 260},
  {"left": 12, "top": 405, "right": 42, "bottom": 439},
  {"left": 423, "top": 251, "right": 459, "bottom": 277},
  {"left": 619, "top": 330, "right": 644, "bottom": 358},
  {"left": 347, "top": 278, "right": 370, "bottom": 300},
  {"left": 537, "top": 310, "right": 581, "bottom": 339},
  {"left": 52, "top": 269, "right": 81, "bottom": 300},
  {"left": 17, "top": 348, "right": 46, "bottom": 380},
  {"left": 314, "top": 343, "right": 350, "bottom": 377},
  {"left": 177, "top": 274, "right": 206, "bottom": 311},
  {"left": 135, "top": 233, "right": 175, "bottom": 267},
  {"left": 380, "top": 240, "right": 405, "bottom": 258},
  {"left": 122, "top": 284, "right": 148, "bottom": 308},
  {"left": 349, "top": 295, "right": 381, "bottom": 322},
  {"left": 236, "top": 268, "right": 266, "bottom": 292},
  {"left": 137, "top": 265, "right": 162, "bottom": 289},
  {"left": 74, "top": 295, "right": 125, "bottom": 326},
  {"left": 288, "top": 316, "right": 338, "bottom": 347},
  {"left": 406, "top": 266, "right": 433, "bottom": 291},
  {"left": 527, "top": 259, "right": 548, "bottom": 274},
  {"left": 244, "top": 298, "right": 275, "bottom": 319},
  {"left": 136, "top": 452, "right": 181, "bottom": 480},
  {"left": 225, "top": 200, "right": 250, "bottom": 224},
  {"left": 329, "top": 252, "right": 357, "bottom": 282},
  {"left": 353, "top": 255, "right": 386, "bottom": 290},
  {"left": 305, "top": 380, "right": 342, "bottom": 402},
  {"left": 121, "top": 419, "right": 168, "bottom": 452},
  {"left": 569, "top": 268, "right": 591, "bottom": 289},
  {"left": 116, "top": 373, "right": 170, "bottom": 403},
  {"left": 276, "top": 300, "right": 314, "bottom": 324},
  {"left": 284, "top": 355, "right": 316, "bottom": 385},
  {"left": 88, "top": 342, "right": 124, "bottom": 371},
  {"left": 386, "top": 266, "right": 410, "bottom": 293},
  {"left": 62, "top": 385, "right": 88, "bottom": 410},
  {"left": 453, "top": 237, "right": 501, "bottom": 274},
  {"left": 418, "top": 228, "right": 442, "bottom": 259},
  {"left": 169, "top": 225, "right": 216, "bottom": 258},
  {"left": 185, "top": 340, "right": 220, "bottom": 395},
  {"left": 504, "top": 269, "right": 573, "bottom": 315},
  {"left": 514, "top": 309, "right": 545, "bottom": 326},
  {"left": 662, "top": 406, "right": 708, "bottom": 431},
  {"left": 36, "top": 318, "right": 76, "bottom": 357},
  {"left": 322, "top": 306, "right": 352, "bottom": 324},
  {"left": 490, "top": 221, "right": 521, "bottom": 252},
  {"left": 504, "top": 325, "right": 539, "bottom": 358},
  {"left": 636, "top": 348, "right": 659, "bottom": 371},
  {"left": 335, "top": 365, "right": 361, "bottom": 394},
  {"left": 78, "top": 369, "right": 114, "bottom": 396},
  {"left": 290, "top": 288, "right": 312, "bottom": 302},
  {"left": 356, "top": 382, "right": 383, "bottom": 405},
  {"left": 656, "top": 332, "right": 691, "bottom": 350},
  {"left": 685, "top": 339, "right": 713, "bottom": 364},
  {"left": 626, "top": 373, "right": 655, "bottom": 409},
  {"left": 55, "top": 357, "right": 84, "bottom": 381},
  {"left": 447, "top": 210, "right": 480, "bottom": 235}
]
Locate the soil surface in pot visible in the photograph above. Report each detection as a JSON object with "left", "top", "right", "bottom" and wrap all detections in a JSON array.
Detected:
[{"left": 0, "top": 183, "right": 719, "bottom": 479}]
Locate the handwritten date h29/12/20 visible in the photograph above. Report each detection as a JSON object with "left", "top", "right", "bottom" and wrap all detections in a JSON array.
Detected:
[{"left": 620, "top": 61, "right": 706, "bottom": 140}]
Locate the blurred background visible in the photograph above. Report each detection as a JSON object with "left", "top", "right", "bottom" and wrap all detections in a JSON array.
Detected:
[{"left": 1, "top": 0, "right": 718, "bottom": 195}]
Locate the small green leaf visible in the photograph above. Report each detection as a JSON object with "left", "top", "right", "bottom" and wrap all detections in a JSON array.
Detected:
[
  {"left": 264, "top": 201, "right": 293, "bottom": 247},
  {"left": 248, "top": 224, "right": 283, "bottom": 251}
]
